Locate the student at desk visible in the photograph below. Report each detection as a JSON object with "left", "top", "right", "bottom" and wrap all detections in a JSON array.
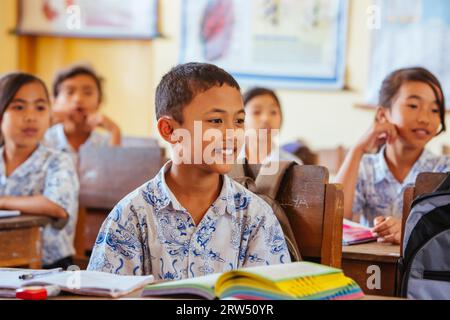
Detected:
[
  {"left": 241, "top": 87, "right": 303, "bottom": 165},
  {"left": 87, "top": 63, "right": 290, "bottom": 279},
  {"left": 0, "top": 73, "right": 79, "bottom": 269},
  {"left": 44, "top": 65, "right": 121, "bottom": 164},
  {"left": 336, "top": 67, "right": 450, "bottom": 245}
]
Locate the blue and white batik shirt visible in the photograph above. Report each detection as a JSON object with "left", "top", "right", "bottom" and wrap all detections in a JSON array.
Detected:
[
  {"left": 88, "top": 162, "right": 290, "bottom": 280},
  {"left": 44, "top": 123, "right": 110, "bottom": 164},
  {"left": 0, "top": 144, "right": 79, "bottom": 265},
  {"left": 353, "top": 147, "right": 450, "bottom": 227}
]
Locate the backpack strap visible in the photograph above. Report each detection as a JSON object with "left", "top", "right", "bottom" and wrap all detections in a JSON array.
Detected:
[
  {"left": 433, "top": 172, "right": 450, "bottom": 192},
  {"left": 254, "top": 161, "right": 302, "bottom": 261},
  {"left": 254, "top": 161, "right": 296, "bottom": 199}
]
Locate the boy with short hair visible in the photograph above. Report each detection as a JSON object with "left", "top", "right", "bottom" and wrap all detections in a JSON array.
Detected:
[{"left": 87, "top": 63, "right": 290, "bottom": 279}]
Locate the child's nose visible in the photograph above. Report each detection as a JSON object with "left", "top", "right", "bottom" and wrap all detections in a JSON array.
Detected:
[
  {"left": 417, "top": 109, "right": 431, "bottom": 124},
  {"left": 23, "top": 112, "right": 37, "bottom": 122}
]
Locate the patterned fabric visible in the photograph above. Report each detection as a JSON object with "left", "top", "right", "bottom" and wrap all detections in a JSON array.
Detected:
[
  {"left": 0, "top": 144, "right": 80, "bottom": 265},
  {"left": 44, "top": 123, "right": 110, "bottom": 164},
  {"left": 88, "top": 162, "right": 290, "bottom": 279},
  {"left": 353, "top": 147, "right": 450, "bottom": 227}
]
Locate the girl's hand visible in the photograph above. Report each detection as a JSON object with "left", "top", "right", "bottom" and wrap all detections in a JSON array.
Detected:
[
  {"left": 86, "top": 113, "right": 118, "bottom": 132},
  {"left": 86, "top": 112, "right": 121, "bottom": 146},
  {"left": 372, "top": 216, "right": 402, "bottom": 245},
  {"left": 355, "top": 108, "right": 398, "bottom": 154}
]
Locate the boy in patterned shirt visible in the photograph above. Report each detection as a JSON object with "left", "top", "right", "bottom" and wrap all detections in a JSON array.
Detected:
[{"left": 88, "top": 63, "right": 290, "bottom": 279}]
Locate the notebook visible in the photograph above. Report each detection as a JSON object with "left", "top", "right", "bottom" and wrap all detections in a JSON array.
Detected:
[
  {"left": 0, "top": 210, "right": 21, "bottom": 218},
  {"left": 0, "top": 269, "right": 154, "bottom": 298},
  {"left": 343, "top": 219, "right": 377, "bottom": 246},
  {"left": 142, "top": 262, "right": 364, "bottom": 300}
]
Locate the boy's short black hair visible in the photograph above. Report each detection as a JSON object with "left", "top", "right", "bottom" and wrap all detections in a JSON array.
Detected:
[
  {"left": 155, "top": 62, "right": 240, "bottom": 123},
  {"left": 53, "top": 64, "right": 104, "bottom": 102}
]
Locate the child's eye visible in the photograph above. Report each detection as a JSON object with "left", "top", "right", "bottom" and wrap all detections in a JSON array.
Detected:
[
  {"left": 407, "top": 104, "right": 418, "bottom": 109},
  {"left": 236, "top": 118, "right": 245, "bottom": 125},
  {"left": 432, "top": 108, "right": 440, "bottom": 114},
  {"left": 208, "top": 119, "right": 223, "bottom": 124},
  {"left": 37, "top": 105, "right": 47, "bottom": 111},
  {"left": 11, "top": 105, "right": 24, "bottom": 111}
]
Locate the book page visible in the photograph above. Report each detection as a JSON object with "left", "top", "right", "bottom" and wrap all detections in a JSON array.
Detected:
[
  {"left": 145, "top": 273, "right": 221, "bottom": 291},
  {"left": 0, "top": 269, "right": 154, "bottom": 298},
  {"left": 225, "top": 262, "right": 341, "bottom": 283}
]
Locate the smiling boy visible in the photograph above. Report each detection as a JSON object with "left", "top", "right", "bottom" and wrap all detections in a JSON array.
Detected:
[{"left": 87, "top": 63, "right": 290, "bottom": 279}]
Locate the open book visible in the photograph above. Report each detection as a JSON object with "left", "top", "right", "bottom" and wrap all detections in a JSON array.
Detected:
[
  {"left": 343, "top": 219, "right": 377, "bottom": 246},
  {"left": 142, "top": 262, "right": 364, "bottom": 300},
  {"left": 0, "top": 269, "right": 153, "bottom": 298}
]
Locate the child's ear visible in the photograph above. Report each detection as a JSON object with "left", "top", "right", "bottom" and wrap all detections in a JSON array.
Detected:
[{"left": 157, "top": 116, "right": 179, "bottom": 145}]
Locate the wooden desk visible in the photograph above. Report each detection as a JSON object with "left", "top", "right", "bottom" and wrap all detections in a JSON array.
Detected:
[
  {"left": 342, "top": 242, "right": 400, "bottom": 297},
  {"left": 0, "top": 216, "right": 51, "bottom": 269}
]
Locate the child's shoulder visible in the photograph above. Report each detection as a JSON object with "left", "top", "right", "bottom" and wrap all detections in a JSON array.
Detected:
[
  {"left": 89, "top": 130, "right": 110, "bottom": 146},
  {"left": 108, "top": 174, "right": 165, "bottom": 219},
  {"left": 37, "top": 144, "right": 72, "bottom": 164},
  {"left": 224, "top": 175, "right": 274, "bottom": 217}
]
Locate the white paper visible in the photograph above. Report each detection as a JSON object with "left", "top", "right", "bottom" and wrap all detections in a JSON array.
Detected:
[{"left": 0, "top": 210, "right": 21, "bottom": 218}]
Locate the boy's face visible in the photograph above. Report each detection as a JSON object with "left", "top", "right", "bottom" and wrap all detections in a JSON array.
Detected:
[
  {"left": 173, "top": 85, "right": 245, "bottom": 175},
  {"left": 1, "top": 82, "right": 51, "bottom": 149},
  {"left": 386, "top": 81, "right": 441, "bottom": 149},
  {"left": 53, "top": 74, "right": 100, "bottom": 125}
]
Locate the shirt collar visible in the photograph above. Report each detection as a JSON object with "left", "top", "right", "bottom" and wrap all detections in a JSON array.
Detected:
[
  {"left": 150, "top": 161, "right": 240, "bottom": 216},
  {"left": 373, "top": 146, "right": 435, "bottom": 185},
  {"left": 53, "top": 124, "right": 73, "bottom": 153},
  {"left": 53, "top": 123, "right": 100, "bottom": 152},
  {"left": 0, "top": 144, "right": 46, "bottom": 179}
]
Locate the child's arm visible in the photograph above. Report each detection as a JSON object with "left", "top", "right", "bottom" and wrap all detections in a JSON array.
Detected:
[
  {"left": 87, "top": 113, "right": 122, "bottom": 146},
  {"left": 0, "top": 195, "right": 67, "bottom": 219},
  {"left": 335, "top": 111, "right": 398, "bottom": 220}
]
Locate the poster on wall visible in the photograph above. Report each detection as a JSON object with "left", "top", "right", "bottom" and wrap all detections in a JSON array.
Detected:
[
  {"left": 365, "top": 0, "right": 450, "bottom": 109},
  {"left": 180, "top": 0, "right": 349, "bottom": 90},
  {"left": 17, "top": 0, "right": 159, "bottom": 39}
]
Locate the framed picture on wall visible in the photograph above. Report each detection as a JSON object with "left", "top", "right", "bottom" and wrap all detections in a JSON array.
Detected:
[
  {"left": 364, "top": 0, "right": 450, "bottom": 109},
  {"left": 180, "top": 0, "right": 349, "bottom": 90},
  {"left": 17, "top": 0, "right": 159, "bottom": 39}
]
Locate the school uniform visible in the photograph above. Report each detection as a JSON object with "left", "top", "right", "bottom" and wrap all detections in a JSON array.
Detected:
[
  {"left": 353, "top": 147, "right": 450, "bottom": 227},
  {"left": 44, "top": 123, "right": 110, "bottom": 164},
  {"left": 0, "top": 144, "right": 80, "bottom": 267},
  {"left": 87, "top": 161, "right": 291, "bottom": 279}
]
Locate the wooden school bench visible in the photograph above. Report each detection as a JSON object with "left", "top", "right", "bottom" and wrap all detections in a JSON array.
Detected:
[
  {"left": 241, "top": 164, "right": 344, "bottom": 269},
  {"left": 0, "top": 216, "right": 51, "bottom": 269},
  {"left": 74, "top": 146, "right": 165, "bottom": 267}
]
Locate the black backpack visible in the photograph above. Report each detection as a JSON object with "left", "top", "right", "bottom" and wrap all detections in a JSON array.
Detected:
[{"left": 399, "top": 173, "right": 450, "bottom": 300}]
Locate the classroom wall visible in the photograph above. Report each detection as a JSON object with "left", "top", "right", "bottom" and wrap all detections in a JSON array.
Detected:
[
  {"left": 1, "top": 0, "right": 449, "bottom": 153},
  {"left": 0, "top": 0, "right": 19, "bottom": 74}
]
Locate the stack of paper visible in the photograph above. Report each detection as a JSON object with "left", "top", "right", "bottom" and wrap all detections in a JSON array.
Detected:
[
  {"left": 0, "top": 269, "right": 154, "bottom": 298},
  {"left": 0, "top": 210, "right": 21, "bottom": 218}
]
